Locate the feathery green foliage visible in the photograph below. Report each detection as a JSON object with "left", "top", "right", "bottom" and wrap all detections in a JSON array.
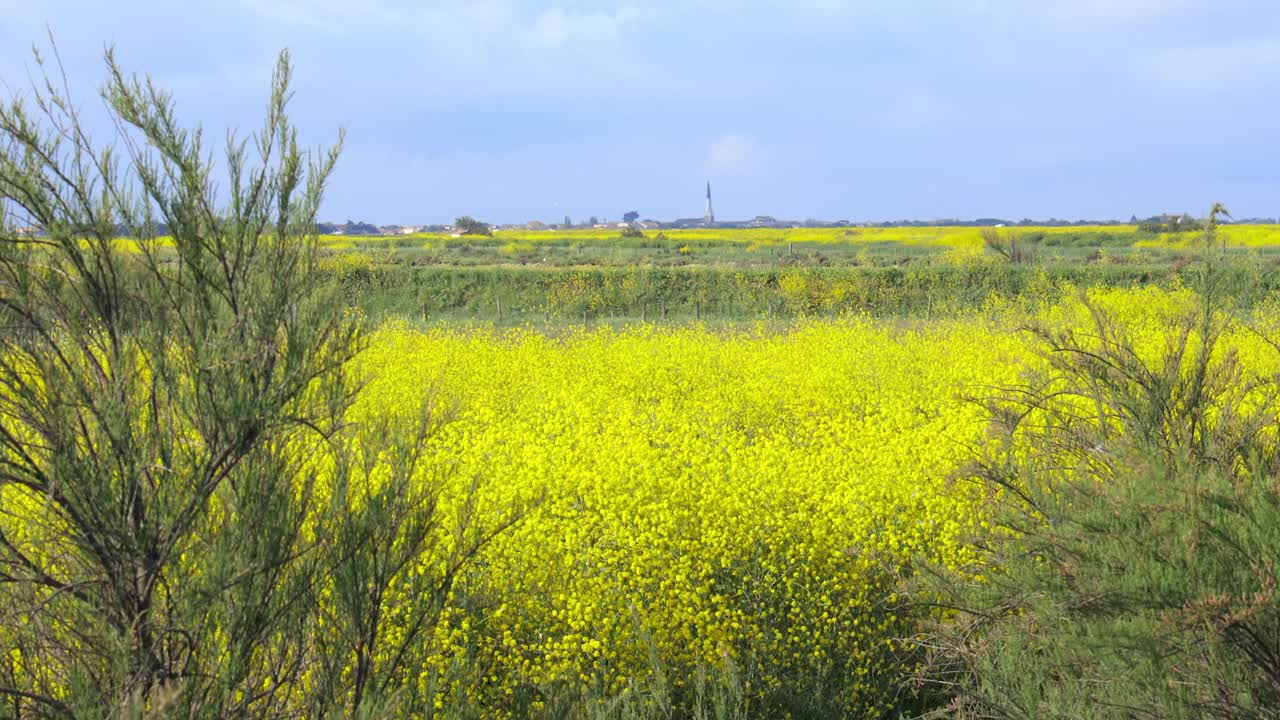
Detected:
[
  {"left": 0, "top": 43, "right": 524, "bottom": 719},
  {"left": 912, "top": 209, "right": 1280, "bottom": 719}
]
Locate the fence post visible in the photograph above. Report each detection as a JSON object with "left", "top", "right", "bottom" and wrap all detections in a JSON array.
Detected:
[{"left": 497, "top": 297, "right": 503, "bottom": 323}]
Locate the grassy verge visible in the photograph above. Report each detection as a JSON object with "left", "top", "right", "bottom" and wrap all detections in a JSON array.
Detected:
[{"left": 329, "top": 259, "right": 1279, "bottom": 325}]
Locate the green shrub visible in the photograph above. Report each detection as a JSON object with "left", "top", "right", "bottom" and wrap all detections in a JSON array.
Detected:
[
  {"left": 912, "top": 227, "right": 1280, "bottom": 718},
  {"left": 0, "top": 43, "right": 526, "bottom": 719}
]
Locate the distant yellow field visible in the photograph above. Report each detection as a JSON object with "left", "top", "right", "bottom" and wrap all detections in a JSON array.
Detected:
[
  {"left": 75, "top": 224, "right": 1280, "bottom": 255},
  {"left": 316, "top": 224, "right": 1280, "bottom": 250},
  {"left": 1132, "top": 224, "right": 1280, "bottom": 248}
]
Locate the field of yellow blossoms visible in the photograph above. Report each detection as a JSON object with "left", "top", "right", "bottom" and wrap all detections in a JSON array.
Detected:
[
  {"left": 326, "top": 283, "right": 1280, "bottom": 715},
  {"left": 317, "top": 224, "right": 1280, "bottom": 250}
]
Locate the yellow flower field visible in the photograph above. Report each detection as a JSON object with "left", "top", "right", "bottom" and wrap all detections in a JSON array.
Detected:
[
  {"left": 81, "top": 225, "right": 1280, "bottom": 262},
  {"left": 321, "top": 224, "right": 1280, "bottom": 250},
  {"left": 329, "top": 284, "right": 1280, "bottom": 714},
  {"left": 353, "top": 316, "right": 1022, "bottom": 713},
  {"left": 5, "top": 283, "right": 1277, "bottom": 716}
]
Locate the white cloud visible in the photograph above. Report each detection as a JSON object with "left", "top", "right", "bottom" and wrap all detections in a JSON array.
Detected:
[
  {"left": 705, "top": 133, "right": 765, "bottom": 176},
  {"left": 1145, "top": 37, "right": 1280, "bottom": 94},
  {"left": 524, "top": 6, "right": 641, "bottom": 49},
  {"left": 232, "top": 0, "right": 405, "bottom": 33},
  {"left": 902, "top": 0, "right": 1194, "bottom": 30},
  {"left": 690, "top": 0, "right": 854, "bottom": 12},
  {"left": 695, "top": 0, "right": 1188, "bottom": 26},
  {"left": 233, "top": 0, "right": 645, "bottom": 53},
  {"left": 229, "top": 0, "right": 661, "bottom": 88},
  {"left": 1036, "top": 0, "right": 1190, "bottom": 25},
  {"left": 879, "top": 90, "right": 946, "bottom": 130}
]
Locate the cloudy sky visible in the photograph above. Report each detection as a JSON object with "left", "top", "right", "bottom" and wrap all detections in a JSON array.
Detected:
[{"left": 2, "top": 1, "right": 1277, "bottom": 223}]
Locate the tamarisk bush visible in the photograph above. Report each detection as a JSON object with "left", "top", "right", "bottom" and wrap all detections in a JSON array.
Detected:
[
  {"left": 0, "top": 45, "right": 521, "bottom": 718},
  {"left": 912, "top": 207, "right": 1280, "bottom": 719}
]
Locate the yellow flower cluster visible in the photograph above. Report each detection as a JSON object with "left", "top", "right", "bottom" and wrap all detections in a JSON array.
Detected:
[
  {"left": 352, "top": 315, "right": 1031, "bottom": 712},
  {"left": 1132, "top": 224, "right": 1280, "bottom": 248}
]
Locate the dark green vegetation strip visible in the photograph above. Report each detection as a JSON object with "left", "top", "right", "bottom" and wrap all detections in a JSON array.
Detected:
[{"left": 330, "top": 260, "right": 1280, "bottom": 324}]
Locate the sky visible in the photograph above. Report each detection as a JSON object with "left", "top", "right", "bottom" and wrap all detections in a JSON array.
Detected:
[{"left": 1, "top": 0, "right": 1278, "bottom": 224}]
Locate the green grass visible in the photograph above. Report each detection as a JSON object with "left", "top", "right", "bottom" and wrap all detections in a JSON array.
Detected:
[
  {"left": 304, "top": 225, "right": 1280, "bottom": 326},
  {"left": 313, "top": 225, "right": 1280, "bottom": 269},
  {"left": 327, "top": 258, "right": 1280, "bottom": 326}
]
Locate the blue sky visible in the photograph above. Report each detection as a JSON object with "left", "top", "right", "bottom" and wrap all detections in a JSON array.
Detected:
[{"left": 2, "top": 0, "right": 1278, "bottom": 223}]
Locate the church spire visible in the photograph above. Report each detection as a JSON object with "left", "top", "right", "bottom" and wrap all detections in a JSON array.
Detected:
[{"left": 704, "top": 181, "right": 714, "bottom": 226}]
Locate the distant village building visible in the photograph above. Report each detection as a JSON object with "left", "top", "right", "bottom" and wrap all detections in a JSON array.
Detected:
[
  {"left": 669, "top": 218, "right": 707, "bottom": 229},
  {"left": 704, "top": 182, "right": 715, "bottom": 226}
]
